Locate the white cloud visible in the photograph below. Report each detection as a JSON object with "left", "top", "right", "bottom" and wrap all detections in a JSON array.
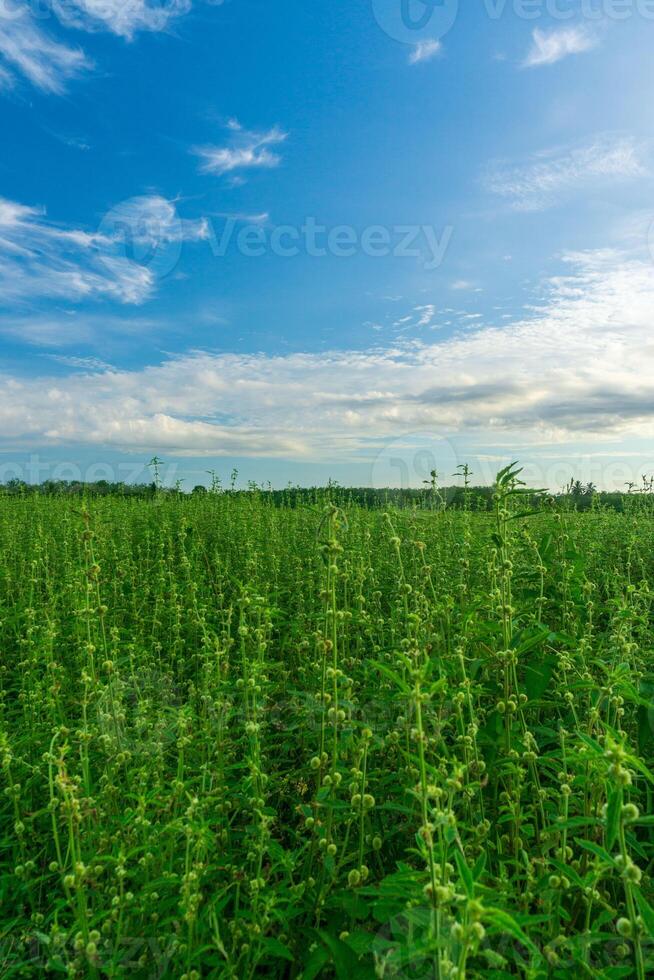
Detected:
[
  {"left": 0, "top": 61, "right": 13, "bottom": 89},
  {"left": 48, "top": 353, "right": 115, "bottom": 371},
  {"left": 0, "top": 8, "right": 91, "bottom": 94},
  {"left": 194, "top": 121, "right": 288, "bottom": 177},
  {"left": 47, "top": 130, "right": 91, "bottom": 151},
  {"left": 0, "top": 313, "right": 159, "bottom": 347},
  {"left": 485, "top": 135, "right": 647, "bottom": 211},
  {"left": 214, "top": 211, "right": 270, "bottom": 224},
  {"left": 414, "top": 304, "right": 436, "bottom": 327},
  {"left": 4, "top": 249, "right": 654, "bottom": 464},
  {"left": 0, "top": 194, "right": 206, "bottom": 305},
  {"left": 99, "top": 195, "right": 208, "bottom": 250},
  {"left": 0, "top": 2, "right": 194, "bottom": 94},
  {"left": 50, "top": 0, "right": 191, "bottom": 40},
  {"left": 523, "top": 26, "right": 598, "bottom": 68},
  {"left": 408, "top": 39, "right": 441, "bottom": 65}
]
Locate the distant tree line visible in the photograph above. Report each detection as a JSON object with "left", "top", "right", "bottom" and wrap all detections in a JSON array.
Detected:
[
  {"left": 2, "top": 472, "right": 654, "bottom": 513},
  {"left": 0, "top": 478, "right": 165, "bottom": 498}
]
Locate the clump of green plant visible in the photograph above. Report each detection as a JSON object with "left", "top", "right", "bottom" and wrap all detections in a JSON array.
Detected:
[{"left": 1, "top": 466, "right": 654, "bottom": 977}]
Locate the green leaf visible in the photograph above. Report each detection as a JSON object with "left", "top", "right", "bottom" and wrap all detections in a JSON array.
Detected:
[
  {"left": 367, "top": 660, "right": 410, "bottom": 695},
  {"left": 576, "top": 734, "right": 604, "bottom": 757},
  {"left": 472, "top": 851, "right": 487, "bottom": 883},
  {"left": 496, "top": 462, "right": 519, "bottom": 485},
  {"left": 455, "top": 849, "right": 474, "bottom": 898},
  {"left": 625, "top": 751, "right": 654, "bottom": 786},
  {"left": 316, "top": 930, "right": 365, "bottom": 979},
  {"left": 634, "top": 890, "right": 654, "bottom": 939},
  {"left": 524, "top": 654, "right": 557, "bottom": 701},
  {"left": 341, "top": 930, "right": 375, "bottom": 955},
  {"left": 259, "top": 937, "right": 294, "bottom": 963},
  {"left": 512, "top": 625, "right": 549, "bottom": 656},
  {"left": 302, "top": 943, "right": 330, "bottom": 980},
  {"left": 575, "top": 838, "right": 614, "bottom": 865},
  {"left": 506, "top": 509, "right": 539, "bottom": 522},
  {"left": 40, "top": 960, "right": 68, "bottom": 975},
  {"left": 548, "top": 859, "right": 584, "bottom": 889},
  {"left": 483, "top": 908, "right": 540, "bottom": 956},
  {"left": 605, "top": 787, "right": 623, "bottom": 851}
]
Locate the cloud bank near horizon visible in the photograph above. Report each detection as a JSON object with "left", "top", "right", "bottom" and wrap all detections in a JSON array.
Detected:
[{"left": 3, "top": 249, "right": 654, "bottom": 465}]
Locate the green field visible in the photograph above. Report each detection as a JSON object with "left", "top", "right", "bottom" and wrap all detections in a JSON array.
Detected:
[{"left": 3, "top": 468, "right": 654, "bottom": 978}]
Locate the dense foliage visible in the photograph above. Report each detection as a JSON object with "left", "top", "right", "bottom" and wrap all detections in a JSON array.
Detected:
[
  {"left": 2, "top": 475, "right": 653, "bottom": 514},
  {"left": 2, "top": 465, "right": 654, "bottom": 978}
]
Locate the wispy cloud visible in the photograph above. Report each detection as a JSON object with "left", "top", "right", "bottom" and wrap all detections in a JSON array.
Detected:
[
  {"left": 214, "top": 211, "right": 270, "bottom": 224},
  {"left": 48, "top": 353, "right": 115, "bottom": 371},
  {"left": 485, "top": 135, "right": 647, "bottom": 211},
  {"left": 0, "top": 313, "right": 159, "bottom": 348},
  {"left": 408, "top": 39, "right": 441, "bottom": 65},
  {"left": 4, "top": 249, "right": 654, "bottom": 463},
  {"left": 390, "top": 305, "right": 439, "bottom": 331},
  {"left": 0, "top": 8, "right": 91, "bottom": 94},
  {"left": 414, "top": 304, "right": 436, "bottom": 327},
  {"left": 0, "top": 61, "right": 13, "bottom": 90},
  {"left": 522, "top": 26, "right": 599, "bottom": 68},
  {"left": 0, "top": 2, "right": 193, "bottom": 95},
  {"left": 193, "top": 120, "right": 288, "bottom": 177},
  {"left": 0, "top": 195, "right": 206, "bottom": 305},
  {"left": 45, "top": 128, "right": 91, "bottom": 151},
  {"left": 50, "top": 0, "right": 191, "bottom": 41}
]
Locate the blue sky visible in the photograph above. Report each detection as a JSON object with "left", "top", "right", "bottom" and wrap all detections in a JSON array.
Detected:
[{"left": 2, "top": 1, "right": 654, "bottom": 490}]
